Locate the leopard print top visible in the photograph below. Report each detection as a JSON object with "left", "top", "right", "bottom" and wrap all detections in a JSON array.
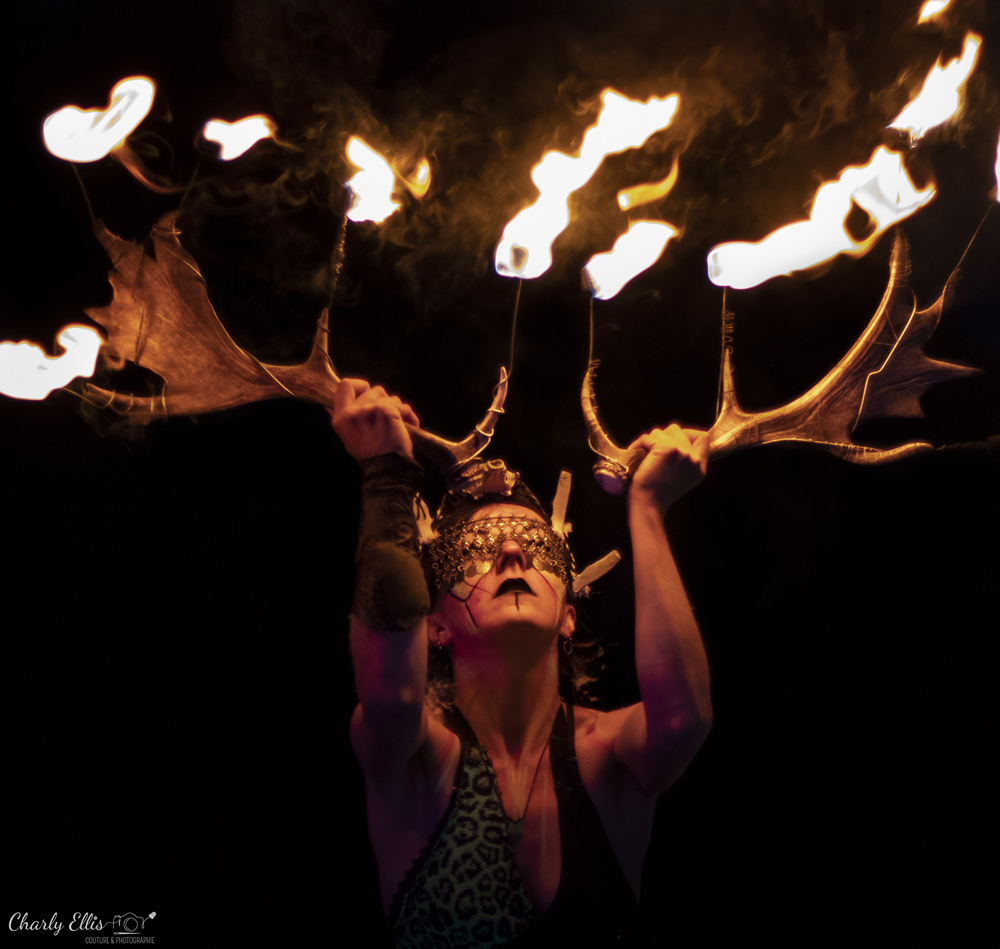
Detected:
[{"left": 388, "top": 735, "right": 536, "bottom": 948}]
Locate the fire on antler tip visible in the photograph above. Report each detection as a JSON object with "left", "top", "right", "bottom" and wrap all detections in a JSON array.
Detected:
[
  {"left": 0, "top": 326, "right": 104, "bottom": 402},
  {"left": 582, "top": 226, "right": 979, "bottom": 494},
  {"left": 704, "top": 227, "right": 977, "bottom": 466},
  {"left": 918, "top": 0, "right": 952, "bottom": 24},
  {"left": 42, "top": 76, "right": 154, "bottom": 164}
]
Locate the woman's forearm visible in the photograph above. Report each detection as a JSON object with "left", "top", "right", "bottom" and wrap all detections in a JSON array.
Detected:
[{"left": 628, "top": 490, "right": 712, "bottom": 741}]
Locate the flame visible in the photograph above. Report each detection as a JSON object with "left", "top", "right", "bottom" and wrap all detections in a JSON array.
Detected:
[
  {"left": 583, "top": 221, "right": 677, "bottom": 300},
  {"left": 888, "top": 33, "right": 982, "bottom": 140},
  {"left": 402, "top": 159, "right": 431, "bottom": 198},
  {"left": 995, "top": 132, "right": 1000, "bottom": 202},
  {"left": 203, "top": 115, "right": 276, "bottom": 160},
  {"left": 345, "top": 137, "right": 400, "bottom": 223},
  {"left": 917, "top": 0, "right": 951, "bottom": 23},
  {"left": 42, "top": 77, "right": 155, "bottom": 162},
  {"left": 617, "top": 155, "right": 680, "bottom": 211},
  {"left": 495, "top": 90, "right": 680, "bottom": 279},
  {"left": 112, "top": 146, "right": 183, "bottom": 193},
  {"left": 0, "top": 326, "right": 103, "bottom": 401},
  {"left": 707, "top": 147, "right": 935, "bottom": 290}
]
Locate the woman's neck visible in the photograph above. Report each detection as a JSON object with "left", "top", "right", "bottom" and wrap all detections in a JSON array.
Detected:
[{"left": 452, "top": 639, "right": 561, "bottom": 764}]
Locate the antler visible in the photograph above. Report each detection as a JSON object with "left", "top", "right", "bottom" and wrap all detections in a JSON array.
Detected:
[
  {"left": 581, "top": 361, "right": 647, "bottom": 496},
  {"left": 81, "top": 212, "right": 506, "bottom": 474},
  {"left": 583, "top": 230, "right": 978, "bottom": 494}
]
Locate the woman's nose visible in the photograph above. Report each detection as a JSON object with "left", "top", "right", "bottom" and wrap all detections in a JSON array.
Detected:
[{"left": 494, "top": 538, "right": 528, "bottom": 572}]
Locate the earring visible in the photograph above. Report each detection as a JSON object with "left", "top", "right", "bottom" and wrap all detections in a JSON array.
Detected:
[{"left": 562, "top": 637, "right": 573, "bottom": 655}]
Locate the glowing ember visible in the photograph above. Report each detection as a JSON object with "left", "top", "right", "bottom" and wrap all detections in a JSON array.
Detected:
[
  {"left": 345, "top": 137, "right": 400, "bottom": 223},
  {"left": 707, "top": 147, "right": 935, "bottom": 290},
  {"left": 888, "top": 33, "right": 982, "bottom": 141},
  {"left": 0, "top": 326, "right": 103, "bottom": 400},
  {"left": 403, "top": 159, "right": 431, "bottom": 198},
  {"left": 203, "top": 115, "right": 276, "bottom": 160},
  {"left": 495, "top": 90, "right": 679, "bottom": 280},
  {"left": 42, "top": 77, "right": 155, "bottom": 162},
  {"left": 618, "top": 155, "right": 680, "bottom": 211},
  {"left": 583, "top": 221, "right": 677, "bottom": 301},
  {"left": 917, "top": 1, "right": 951, "bottom": 23}
]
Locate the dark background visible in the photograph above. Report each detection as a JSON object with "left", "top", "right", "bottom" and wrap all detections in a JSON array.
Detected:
[{"left": 3, "top": 1, "right": 997, "bottom": 945}]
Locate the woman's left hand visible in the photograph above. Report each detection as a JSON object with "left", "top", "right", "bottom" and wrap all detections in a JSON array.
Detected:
[{"left": 628, "top": 425, "right": 709, "bottom": 512}]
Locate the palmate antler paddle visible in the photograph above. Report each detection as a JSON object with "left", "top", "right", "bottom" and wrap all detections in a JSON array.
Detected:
[
  {"left": 81, "top": 211, "right": 507, "bottom": 474},
  {"left": 582, "top": 231, "right": 978, "bottom": 494}
]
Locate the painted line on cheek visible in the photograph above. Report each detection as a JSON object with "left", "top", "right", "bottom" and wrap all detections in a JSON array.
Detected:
[
  {"left": 448, "top": 570, "right": 490, "bottom": 627},
  {"left": 463, "top": 571, "right": 492, "bottom": 627},
  {"left": 447, "top": 588, "right": 480, "bottom": 626},
  {"left": 448, "top": 570, "right": 490, "bottom": 603}
]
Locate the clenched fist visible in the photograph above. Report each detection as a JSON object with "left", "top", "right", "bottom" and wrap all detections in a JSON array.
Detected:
[
  {"left": 628, "top": 424, "right": 709, "bottom": 512},
  {"left": 329, "top": 378, "right": 420, "bottom": 461}
]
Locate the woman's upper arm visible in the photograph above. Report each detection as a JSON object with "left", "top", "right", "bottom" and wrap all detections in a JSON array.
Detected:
[
  {"left": 349, "top": 615, "right": 427, "bottom": 773},
  {"left": 349, "top": 615, "right": 458, "bottom": 783},
  {"left": 607, "top": 702, "right": 707, "bottom": 795}
]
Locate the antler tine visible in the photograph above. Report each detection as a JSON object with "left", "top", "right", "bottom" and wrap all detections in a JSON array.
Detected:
[
  {"left": 584, "top": 230, "right": 978, "bottom": 493},
  {"left": 411, "top": 368, "right": 509, "bottom": 474},
  {"left": 581, "top": 360, "right": 646, "bottom": 495},
  {"left": 706, "top": 230, "right": 975, "bottom": 464},
  {"left": 81, "top": 213, "right": 511, "bottom": 468}
]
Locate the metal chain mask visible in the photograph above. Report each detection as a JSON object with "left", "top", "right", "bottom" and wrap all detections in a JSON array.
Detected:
[{"left": 426, "top": 515, "right": 573, "bottom": 590}]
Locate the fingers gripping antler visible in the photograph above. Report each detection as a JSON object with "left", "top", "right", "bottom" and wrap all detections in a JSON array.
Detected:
[
  {"left": 583, "top": 231, "right": 978, "bottom": 493},
  {"left": 82, "top": 212, "right": 507, "bottom": 473}
]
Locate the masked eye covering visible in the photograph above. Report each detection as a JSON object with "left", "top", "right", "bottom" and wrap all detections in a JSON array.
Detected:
[{"left": 426, "top": 515, "right": 572, "bottom": 590}]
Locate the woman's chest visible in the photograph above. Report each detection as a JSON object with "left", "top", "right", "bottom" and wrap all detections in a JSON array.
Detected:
[{"left": 491, "top": 749, "right": 561, "bottom": 913}]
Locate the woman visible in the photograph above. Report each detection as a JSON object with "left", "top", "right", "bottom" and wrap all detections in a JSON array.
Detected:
[{"left": 331, "top": 378, "right": 712, "bottom": 948}]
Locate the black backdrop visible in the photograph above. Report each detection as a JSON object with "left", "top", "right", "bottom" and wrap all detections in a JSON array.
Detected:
[{"left": 4, "top": 1, "right": 998, "bottom": 946}]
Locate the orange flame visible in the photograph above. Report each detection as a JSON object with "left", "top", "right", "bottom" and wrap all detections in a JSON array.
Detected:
[
  {"left": 888, "top": 33, "right": 982, "bottom": 140},
  {"left": 583, "top": 221, "right": 677, "bottom": 300},
  {"left": 43, "top": 77, "right": 155, "bottom": 162},
  {"left": 401, "top": 159, "right": 431, "bottom": 199},
  {"left": 345, "top": 137, "right": 401, "bottom": 223},
  {"left": 113, "top": 146, "right": 183, "bottom": 194},
  {"left": 917, "top": 1, "right": 951, "bottom": 23},
  {"left": 0, "top": 326, "right": 103, "bottom": 400},
  {"left": 203, "top": 115, "right": 276, "bottom": 160},
  {"left": 617, "top": 155, "right": 680, "bottom": 211},
  {"left": 495, "top": 90, "right": 680, "bottom": 280},
  {"left": 707, "top": 147, "right": 934, "bottom": 290}
]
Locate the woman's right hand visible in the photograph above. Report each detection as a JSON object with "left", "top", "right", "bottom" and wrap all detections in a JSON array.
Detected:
[{"left": 329, "top": 379, "right": 420, "bottom": 461}]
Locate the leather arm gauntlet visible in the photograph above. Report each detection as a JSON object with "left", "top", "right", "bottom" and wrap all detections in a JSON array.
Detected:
[{"left": 352, "top": 453, "right": 431, "bottom": 632}]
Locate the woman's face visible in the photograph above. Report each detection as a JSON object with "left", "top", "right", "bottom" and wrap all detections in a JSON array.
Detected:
[{"left": 429, "top": 503, "right": 575, "bottom": 650}]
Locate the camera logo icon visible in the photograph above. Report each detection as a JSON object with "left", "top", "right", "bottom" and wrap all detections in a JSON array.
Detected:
[{"left": 112, "top": 911, "right": 156, "bottom": 934}]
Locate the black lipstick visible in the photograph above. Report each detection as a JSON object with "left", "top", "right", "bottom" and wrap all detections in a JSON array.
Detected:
[{"left": 495, "top": 578, "right": 534, "bottom": 597}]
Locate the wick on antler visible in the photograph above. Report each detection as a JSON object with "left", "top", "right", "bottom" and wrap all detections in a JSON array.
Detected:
[{"left": 582, "top": 230, "right": 978, "bottom": 494}]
